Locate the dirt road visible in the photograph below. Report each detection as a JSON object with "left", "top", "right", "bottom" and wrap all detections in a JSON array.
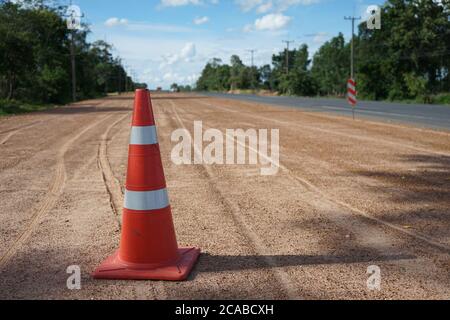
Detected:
[{"left": 0, "top": 93, "right": 449, "bottom": 299}]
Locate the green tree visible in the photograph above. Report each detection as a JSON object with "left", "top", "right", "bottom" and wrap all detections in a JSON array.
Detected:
[
  {"left": 230, "top": 55, "right": 244, "bottom": 90},
  {"left": 0, "top": 0, "right": 135, "bottom": 106},
  {"left": 0, "top": 2, "right": 38, "bottom": 100},
  {"left": 170, "top": 83, "right": 180, "bottom": 92},
  {"left": 357, "top": 0, "right": 450, "bottom": 100},
  {"left": 259, "top": 64, "right": 273, "bottom": 90},
  {"left": 195, "top": 0, "right": 450, "bottom": 103},
  {"left": 196, "top": 58, "right": 231, "bottom": 91},
  {"left": 311, "top": 33, "right": 349, "bottom": 96}
]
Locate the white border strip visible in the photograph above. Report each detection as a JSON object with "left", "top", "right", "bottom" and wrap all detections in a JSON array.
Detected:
[
  {"left": 347, "top": 83, "right": 356, "bottom": 91},
  {"left": 130, "top": 126, "right": 158, "bottom": 145},
  {"left": 124, "top": 189, "right": 169, "bottom": 211}
]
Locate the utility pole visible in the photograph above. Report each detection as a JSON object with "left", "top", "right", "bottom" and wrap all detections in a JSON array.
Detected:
[
  {"left": 70, "top": 31, "right": 76, "bottom": 102},
  {"left": 124, "top": 65, "right": 130, "bottom": 93},
  {"left": 247, "top": 49, "right": 256, "bottom": 67},
  {"left": 344, "top": 16, "right": 361, "bottom": 80},
  {"left": 118, "top": 69, "right": 122, "bottom": 95},
  {"left": 282, "top": 40, "right": 294, "bottom": 75},
  {"left": 344, "top": 15, "right": 361, "bottom": 120},
  {"left": 66, "top": 1, "right": 83, "bottom": 102},
  {"left": 247, "top": 49, "right": 256, "bottom": 92}
]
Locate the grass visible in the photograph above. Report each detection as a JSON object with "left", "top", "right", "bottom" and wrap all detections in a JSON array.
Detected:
[
  {"left": 432, "top": 93, "right": 450, "bottom": 105},
  {"left": 0, "top": 99, "right": 56, "bottom": 116},
  {"left": 380, "top": 94, "right": 450, "bottom": 106}
]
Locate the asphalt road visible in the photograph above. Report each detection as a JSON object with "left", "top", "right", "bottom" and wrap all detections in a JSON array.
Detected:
[{"left": 203, "top": 93, "right": 450, "bottom": 131}]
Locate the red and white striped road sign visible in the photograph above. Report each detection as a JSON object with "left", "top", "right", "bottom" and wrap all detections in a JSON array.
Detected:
[{"left": 347, "top": 78, "right": 357, "bottom": 106}]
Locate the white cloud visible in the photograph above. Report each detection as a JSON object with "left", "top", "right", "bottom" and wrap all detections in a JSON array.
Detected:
[
  {"left": 254, "top": 13, "right": 291, "bottom": 31},
  {"left": 312, "top": 32, "right": 329, "bottom": 44},
  {"left": 105, "top": 17, "right": 129, "bottom": 27},
  {"left": 235, "top": 0, "right": 319, "bottom": 13},
  {"left": 162, "top": 72, "right": 199, "bottom": 85},
  {"left": 257, "top": 1, "right": 273, "bottom": 13},
  {"left": 160, "top": 0, "right": 219, "bottom": 7},
  {"left": 243, "top": 24, "right": 254, "bottom": 33},
  {"left": 160, "top": 0, "right": 201, "bottom": 7},
  {"left": 235, "top": 0, "right": 264, "bottom": 12},
  {"left": 93, "top": 0, "right": 326, "bottom": 90},
  {"left": 193, "top": 16, "right": 210, "bottom": 25},
  {"left": 277, "top": 0, "right": 319, "bottom": 11},
  {"left": 180, "top": 42, "right": 197, "bottom": 61},
  {"left": 163, "top": 42, "right": 197, "bottom": 66},
  {"left": 126, "top": 22, "right": 193, "bottom": 33}
]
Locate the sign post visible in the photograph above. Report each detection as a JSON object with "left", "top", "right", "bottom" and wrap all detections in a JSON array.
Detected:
[{"left": 347, "top": 78, "right": 357, "bottom": 120}]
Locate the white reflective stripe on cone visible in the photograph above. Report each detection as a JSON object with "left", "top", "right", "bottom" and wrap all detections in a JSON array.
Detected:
[
  {"left": 348, "top": 83, "right": 356, "bottom": 91},
  {"left": 130, "top": 126, "right": 158, "bottom": 145},
  {"left": 124, "top": 189, "right": 169, "bottom": 211}
]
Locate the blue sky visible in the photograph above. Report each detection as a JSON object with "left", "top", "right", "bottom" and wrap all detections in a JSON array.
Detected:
[{"left": 69, "top": 0, "right": 385, "bottom": 89}]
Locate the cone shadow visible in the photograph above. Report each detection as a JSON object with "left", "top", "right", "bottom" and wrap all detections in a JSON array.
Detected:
[{"left": 194, "top": 253, "right": 416, "bottom": 274}]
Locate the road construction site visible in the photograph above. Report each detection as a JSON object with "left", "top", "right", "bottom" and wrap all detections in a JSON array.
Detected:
[{"left": 0, "top": 93, "right": 449, "bottom": 299}]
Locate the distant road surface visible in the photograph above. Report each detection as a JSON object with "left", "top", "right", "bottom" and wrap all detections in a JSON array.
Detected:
[{"left": 203, "top": 93, "right": 450, "bottom": 131}]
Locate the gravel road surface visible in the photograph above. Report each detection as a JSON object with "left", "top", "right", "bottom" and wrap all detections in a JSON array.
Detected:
[{"left": 0, "top": 93, "right": 448, "bottom": 299}]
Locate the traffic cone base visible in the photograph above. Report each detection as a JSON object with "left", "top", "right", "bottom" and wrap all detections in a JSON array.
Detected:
[{"left": 92, "top": 247, "right": 200, "bottom": 281}]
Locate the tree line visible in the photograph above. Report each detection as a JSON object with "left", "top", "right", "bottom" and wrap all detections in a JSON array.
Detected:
[
  {"left": 196, "top": 0, "right": 450, "bottom": 104},
  {"left": 0, "top": 0, "right": 139, "bottom": 108}
]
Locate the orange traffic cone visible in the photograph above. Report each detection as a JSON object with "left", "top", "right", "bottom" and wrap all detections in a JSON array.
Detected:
[{"left": 92, "top": 89, "right": 200, "bottom": 281}]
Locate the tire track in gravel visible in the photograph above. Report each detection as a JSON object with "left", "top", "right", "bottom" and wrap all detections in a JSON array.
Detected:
[
  {"left": 0, "top": 114, "right": 115, "bottom": 270},
  {"left": 199, "top": 100, "right": 450, "bottom": 157},
  {"left": 0, "top": 99, "right": 110, "bottom": 135},
  {"left": 0, "top": 115, "right": 87, "bottom": 174},
  {"left": 0, "top": 119, "right": 53, "bottom": 145},
  {"left": 97, "top": 114, "right": 129, "bottom": 227},
  {"left": 151, "top": 100, "right": 230, "bottom": 299},
  {"left": 0, "top": 120, "right": 43, "bottom": 136},
  {"left": 195, "top": 100, "right": 450, "bottom": 254},
  {"left": 200, "top": 100, "right": 446, "bottom": 195},
  {"left": 170, "top": 100, "right": 302, "bottom": 300}
]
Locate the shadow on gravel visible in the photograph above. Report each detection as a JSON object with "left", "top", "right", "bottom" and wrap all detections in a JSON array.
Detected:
[
  {"left": 194, "top": 253, "right": 415, "bottom": 273},
  {"left": 353, "top": 154, "right": 450, "bottom": 201},
  {"left": 42, "top": 106, "right": 131, "bottom": 115},
  {"left": 101, "top": 96, "right": 134, "bottom": 101},
  {"left": 0, "top": 246, "right": 95, "bottom": 299},
  {"left": 151, "top": 96, "right": 209, "bottom": 101},
  {"left": 352, "top": 154, "right": 450, "bottom": 246}
]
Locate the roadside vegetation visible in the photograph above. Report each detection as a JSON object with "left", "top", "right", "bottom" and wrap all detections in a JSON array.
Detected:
[
  {"left": 0, "top": 0, "right": 144, "bottom": 116},
  {"left": 195, "top": 0, "right": 450, "bottom": 105},
  {"left": 0, "top": 99, "right": 56, "bottom": 116}
]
